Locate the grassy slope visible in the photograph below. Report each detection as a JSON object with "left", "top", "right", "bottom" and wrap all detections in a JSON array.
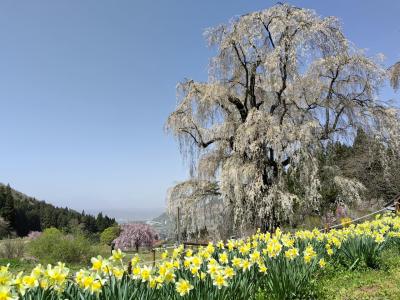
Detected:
[{"left": 319, "top": 249, "right": 400, "bottom": 299}]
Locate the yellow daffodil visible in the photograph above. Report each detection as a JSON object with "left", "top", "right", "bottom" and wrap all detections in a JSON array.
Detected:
[
  {"left": 175, "top": 279, "right": 193, "bottom": 296},
  {"left": 0, "top": 286, "right": 17, "bottom": 300},
  {"left": 140, "top": 266, "right": 152, "bottom": 282},
  {"left": 303, "top": 245, "right": 317, "bottom": 264},
  {"left": 219, "top": 252, "right": 229, "bottom": 264},
  {"left": 223, "top": 267, "right": 235, "bottom": 279},
  {"left": 161, "top": 251, "right": 168, "bottom": 260},
  {"left": 258, "top": 264, "right": 267, "bottom": 274},
  {"left": 131, "top": 254, "right": 140, "bottom": 266},
  {"left": 213, "top": 273, "right": 228, "bottom": 289},
  {"left": 284, "top": 247, "right": 299, "bottom": 261},
  {"left": 22, "top": 275, "right": 39, "bottom": 289},
  {"left": 240, "top": 259, "right": 251, "bottom": 272},
  {"left": 91, "top": 256, "right": 104, "bottom": 271},
  {"left": 319, "top": 258, "right": 326, "bottom": 268},
  {"left": 232, "top": 257, "right": 242, "bottom": 268},
  {"left": 111, "top": 249, "right": 125, "bottom": 261}
]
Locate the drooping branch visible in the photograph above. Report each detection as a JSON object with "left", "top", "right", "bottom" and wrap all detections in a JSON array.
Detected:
[
  {"left": 228, "top": 96, "right": 247, "bottom": 122},
  {"left": 179, "top": 126, "right": 222, "bottom": 149},
  {"left": 389, "top": 62, "right": 400, "bottom": 91}
]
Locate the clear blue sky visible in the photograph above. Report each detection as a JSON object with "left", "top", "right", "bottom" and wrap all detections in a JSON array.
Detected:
[{"left": 0, "top": 0, "right": 399, "bottom": 219}]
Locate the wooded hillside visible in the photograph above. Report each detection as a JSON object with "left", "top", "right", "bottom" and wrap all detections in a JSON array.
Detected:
[{"left": 0, "top": 183, "right": 116, "bottom": 237}]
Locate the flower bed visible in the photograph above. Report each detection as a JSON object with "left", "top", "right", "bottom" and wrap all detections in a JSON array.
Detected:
[{"left": 1, "top": 214, "right": 400, "bottom": 299}]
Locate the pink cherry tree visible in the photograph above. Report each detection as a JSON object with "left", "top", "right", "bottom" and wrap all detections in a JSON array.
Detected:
[
  {"left": 27, "top": 231, "right": 42, "bottom": 240},
  {"left": 113, "top": 223, "right": 159, "bottom": 252}
]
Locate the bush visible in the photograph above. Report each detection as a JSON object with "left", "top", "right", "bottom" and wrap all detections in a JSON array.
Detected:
[
  {"left": 0, "top": 239, "right": 25, "bottom": 259},
  {"left": 28, "top": 227, "right": 96, "bottom": 264},
  {"left": 100, "top": 226, "right": 120, "bottom": 246}
]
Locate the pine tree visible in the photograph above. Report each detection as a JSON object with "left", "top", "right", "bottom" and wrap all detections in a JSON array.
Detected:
[
  {"left": 0, "top": 186, "right": 5, "bottom": 209},
  {"left": 1, "top": 184, "right": 15, "bottom": 227}
]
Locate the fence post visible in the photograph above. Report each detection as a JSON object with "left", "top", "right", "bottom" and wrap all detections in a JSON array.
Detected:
[
  {"left": 127, "top": 261, "right": 132, "bottom": 274},
  {"left": 177, "top": 206, "right": 181, "bottom": 245},
  {"left": 111, "top": 241, "right": 115, "bottom": 255},
  {"left": 152, "top": 248, "right": 156, "bottom": 267}
]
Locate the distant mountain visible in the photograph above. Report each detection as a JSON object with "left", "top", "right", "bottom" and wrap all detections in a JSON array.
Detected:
[
  {"left": 0, "top": 183, "right": 116, "bottom": 237},
  {"left": 87, "top": 207, "right": 165, "bottom": 224},
  {"left": 149, "top": 212, "right": 174, "bottom": 240},
  {"left": 152, "top": 212, "right": 169, "bottom": 224}
]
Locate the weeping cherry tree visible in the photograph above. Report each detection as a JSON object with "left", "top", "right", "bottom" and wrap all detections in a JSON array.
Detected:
[{"left": 166, "top": 4, "right": 400, "bottom": 236}]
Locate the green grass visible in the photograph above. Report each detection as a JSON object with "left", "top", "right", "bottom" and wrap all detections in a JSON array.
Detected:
[
  {"left": 0, "top": 237, "right": 171, "bottom": 273},
  {"left": 318, "top": 248, "right": 400, "bottom": 299},
  {"left": 0, "top": 258, "right": 36, "bottom": 273},
  {"left": 123, "top": 246, "right": 174, "bottom": 265}
]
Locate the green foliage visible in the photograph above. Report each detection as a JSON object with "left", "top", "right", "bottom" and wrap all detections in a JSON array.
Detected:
[
  {"left": 335, "top": 235, "right": 386, "bottom": 270},
  {"left": 259, "top": 257, "right": 319, "bottom": 299},
  {"left": 255, "top": 238, "right": 324, "bottom": 300},
  {"left": 100, "top": 226, "right": 120, "bottom": 245},
  {"left": 28, "top": 228, "right": 96, "bottom": 264}
]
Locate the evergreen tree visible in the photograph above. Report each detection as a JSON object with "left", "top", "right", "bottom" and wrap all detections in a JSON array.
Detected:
[
  {"left": 334, "top": 129, "right": 400, "bottom": 202},
  {"left": 1, "top": 184, "right": 15, "bottom": 227},
  {"left": 0, "top": 186, "right": 5, "bottom": 210}
]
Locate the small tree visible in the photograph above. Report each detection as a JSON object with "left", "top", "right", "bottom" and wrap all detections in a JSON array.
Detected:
[
  {"left": 113, "top": 223, "right": 158, "bottom": 252},
  {"left": 100, "top": 226, "right": 120, "bottom": 246}
]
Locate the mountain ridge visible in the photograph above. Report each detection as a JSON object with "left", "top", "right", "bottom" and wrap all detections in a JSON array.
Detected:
[{"left": 0, "top": 183, "right": 116, "bottom": 237}]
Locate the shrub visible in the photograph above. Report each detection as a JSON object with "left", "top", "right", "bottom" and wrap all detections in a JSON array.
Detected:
[
  {"left": 28, "top": 227, "right": 96, "bottom": 264},
  {"left": 0, "top": 239, "right": 25, "bottom": 259},
  {"left": 113, "top": 223, "right": 158, "bottom": 251},
  {"left": 100, "top": 226, "right": 120, "bottom": 246}
]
